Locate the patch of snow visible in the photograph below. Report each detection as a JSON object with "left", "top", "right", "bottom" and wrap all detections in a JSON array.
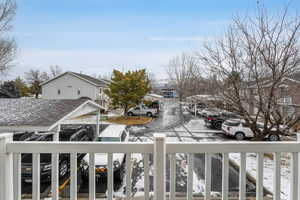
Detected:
[
  {"left": 129, "top": 126, "right": 147, "bottom": 132},
  {"left": 230, "top": 153, "right": 291, "bottom": 200}
]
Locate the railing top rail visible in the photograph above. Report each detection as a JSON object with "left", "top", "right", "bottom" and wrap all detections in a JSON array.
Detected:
[
  {"left": 167, "top": 142, "right": 300, "bottom": 153},
  {"left": 6, "top": 141, "right": 300, "bottom": 154},
  {"left": 7, "top": 142, "right": 154, "bottom": 153}
]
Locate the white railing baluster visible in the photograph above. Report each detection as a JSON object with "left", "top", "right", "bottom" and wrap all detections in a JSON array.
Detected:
[
  {"left": 170, "top": 153, "right": 176, "bottom": 200},
  {"left": 89, "top": 153, "right": 95, "bottom": 200},
  {"left": 0, "top": 134, "right": 13, "bottom": 200},
  {"left": 13, "top": 153, "right": 21, "bottom": 200},
  {"left": 239, "top": 153, "right": 246, "bottom": 200},
  {"left": 273, "top": 153, "right": 281, "bottom": 200},
  {"left": 51, "top": 153, "right": 59, "bottom": 200},
  {"left": 187, "top": 154, "right": 194, "bottom": 200},
  {"left": 7, "top": 136, "right": 300, "bottom": 200},
  {"left": 256, "top": 153, "right": 263, "bottom": 200},
  {"left": 107, "top": 153, "right": 113, "bottom": 200},
  {"left": 70, "top": 152, "right": 77, "bottom": 200},
  {"left": 32, "top": 153, "right": 40, "bottom": 200},
  {"left": 297, "top": 133, "right": 300, "bottom": 200},
  {"left": 205, "top": 153, "right": 211, "bottom": 200},
  {"left": 126, "top": 153, "right": 132, "bottom": 199},
  {"left": 290, "top": 152, "right": 298, "bottom": 200},
  {"left": 222, "top": 153, "right": 229, "bottom": 200},
  {"left": 144, "top": 153, "right": 150, "bottom": 200},
  {"left": 154, "top": 134, "right": 166, "bottom": 200}
]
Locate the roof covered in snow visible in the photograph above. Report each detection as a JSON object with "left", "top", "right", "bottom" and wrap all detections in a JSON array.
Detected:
[{"left": 0, "top": 98, "right": 101, "bottom": 131}]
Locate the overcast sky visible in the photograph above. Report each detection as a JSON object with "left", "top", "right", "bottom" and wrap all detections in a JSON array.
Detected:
[{"left": 2, "top": 0, "right": 300, "bottom": 80}]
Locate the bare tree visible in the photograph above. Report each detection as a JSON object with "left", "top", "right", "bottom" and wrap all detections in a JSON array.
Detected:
[
  {"left": 25, "top": 69, "right": 49, "bottom": 98},
  {"left": 199, "top": 7, "right": 300, "bottom": 140},
  {"left": 49, "top": 65, "right": 63, "bottom": 78},
  {"left": 97, "top": 73, "right": 112, "bottom": 81},
  {"left": 147, "top": 72, "right": 160, "bottom": 93},
  {"left": 0, "top": 0, "right": 16, "bottom": 74},
  {"left": 166, "top": 53, "right": 201, "bottom": 101}
]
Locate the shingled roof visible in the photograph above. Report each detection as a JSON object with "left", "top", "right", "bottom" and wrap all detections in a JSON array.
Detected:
[
  {"left": 40, "top": 71, "right": 109, "bottom": 87},
  {"left": 0, "top": 98, "right": 100, "bottom": 131}
]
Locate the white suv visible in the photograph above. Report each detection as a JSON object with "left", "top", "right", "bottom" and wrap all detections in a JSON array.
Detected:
[
  {"left": 81, "top": 124, "right": 129, "bottom": 181},
  {"left": 222, "top": 119, "right": 280, "bottom": 141}
]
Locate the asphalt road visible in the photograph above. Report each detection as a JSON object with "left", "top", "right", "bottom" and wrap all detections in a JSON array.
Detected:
[{"left": 22, "top": 100, "right": 258, "bottom": 198}]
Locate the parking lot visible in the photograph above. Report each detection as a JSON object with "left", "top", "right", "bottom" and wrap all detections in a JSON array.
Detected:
[{"left": 20, "top": 100, "right": 260, "bottom": 199}]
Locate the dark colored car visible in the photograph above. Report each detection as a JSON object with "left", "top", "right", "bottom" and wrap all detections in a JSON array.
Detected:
[
  {"left": 205, "top": 112, "right": 240, "bottom": 130},
  {"left": 21, "top": 126, "right": 94, "bottom": 183},
  {"left": 21, "top": 133, "right": 54, "bottom": 183},
  {"left": 13, "top": 132, "right": 34, "bottom": 141}
]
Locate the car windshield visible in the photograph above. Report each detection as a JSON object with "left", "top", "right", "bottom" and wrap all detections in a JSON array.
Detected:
[
  {"left": 224, "top": 121, "right": 240, "bottom": 126},
  {"left": 97, "top": 137, "right": 120, "bottom": 142},
  {"left": 222, "top": 112, "right": 239, "bottom": 118},
  {"left": 256, "top": 123, "right": 264, "bottom": 129},
  {"left": 207, "top": 113, "right": 219, "bottom": 117}
]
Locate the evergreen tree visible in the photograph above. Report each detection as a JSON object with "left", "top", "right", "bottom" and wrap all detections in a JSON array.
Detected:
[
  {"left": 15, "top": 77, "right": 30, "bottom": 97},
  {"left": 0, "top": 81, "right": 20, "bottom": 98},
  {"left": 105, "top": 69, "right": 151, "bottom": 115}
]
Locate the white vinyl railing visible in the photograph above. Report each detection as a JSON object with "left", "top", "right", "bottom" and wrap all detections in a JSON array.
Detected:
[{"left": 1, "top": 133, "right": 300, "bottom": 200}]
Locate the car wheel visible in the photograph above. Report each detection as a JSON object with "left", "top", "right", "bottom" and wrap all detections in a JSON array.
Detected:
[
  {"left": 146, "top": 112, "right": 152, "bottom": 117},
  {"left": 128, "top": 112, "right": 133, "bottom": 116},
  {"left": 114, "top": 167, "right": 124, "bottom": 182},
  {"left": 215, "top": 123, "right": 222, "bottom": 130},
  {"left": 268, "top": 134, "right": 280, "bottom": 141},
  {"left": 235, "top": 132, "right": 245, "bottom": 140}
]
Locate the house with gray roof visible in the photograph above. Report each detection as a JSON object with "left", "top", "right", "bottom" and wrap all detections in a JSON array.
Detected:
[
  {"left": 0, "top": 98, "right": 104, "bottom": 137},
  {"left": 40, "top": 71, "right": 110, "bottom": 109}
]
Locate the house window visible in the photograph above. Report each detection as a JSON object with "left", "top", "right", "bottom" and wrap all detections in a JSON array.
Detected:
[
  {"left": 77, "top": 89, "right": 80, "bottom": 95},
  {"left": 280, "top": 85, "right": 288, "bottom": 97},
  {"left": 57, "top": 89, "right": 61, "bottom": 95},
  {"left": 99, "top": 87, "right": 103, "bottom": 94}
]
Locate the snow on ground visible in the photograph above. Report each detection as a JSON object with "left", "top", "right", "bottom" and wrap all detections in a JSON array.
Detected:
[
  {"left": 128, "top": 117, "right": 293, "bottom": 198},
  {"left": 129, "top": 126, "right": 147, "bottom": 132},
  {"left": 230, "top": 152, "right": 291, "bottom": 200},
  {"left": 176, "top": 118, "right": 293, "bottom": 199},
  {"left": 175, "top": 119, "right": 223, "bottom": 133}
]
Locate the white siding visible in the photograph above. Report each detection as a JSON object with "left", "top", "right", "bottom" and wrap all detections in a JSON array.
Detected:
[{"left": 42, "top": 74, "right": 97, "bottom": 100}]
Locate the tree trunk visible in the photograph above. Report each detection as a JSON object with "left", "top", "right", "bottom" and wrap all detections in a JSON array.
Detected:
[
  {"left": 35, "top": 93, "right": 38, "bottom": 99},
  {"left": 124, "top": 105, "right": 128, "bottom": 116}
]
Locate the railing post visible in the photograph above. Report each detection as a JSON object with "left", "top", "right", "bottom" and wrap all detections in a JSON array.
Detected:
[
  {"left": 0, "top": 133, "right": 13, "bottom": 200},
  {"left": 154, "top": 134, "right": 166, "bottom": 200},
  {"left": 297, "top": 133, "right": 300, "bottom": 200}
]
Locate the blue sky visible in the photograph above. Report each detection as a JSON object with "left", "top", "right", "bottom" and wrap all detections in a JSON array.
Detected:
[{"left": 4, "top": 0, "right": 300, "bottom": 80}]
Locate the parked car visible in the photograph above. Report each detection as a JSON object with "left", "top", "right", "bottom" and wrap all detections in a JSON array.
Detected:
[
  {"left": 13, "top": 132, "right": 34, "bottom": 141},
  {"left": 221, "top": 119, "right": 281, "bottom": 141},
  {"left": 198, "top": 108, "right": 221, "bottom": 117},
  {"left": 21, "top": 126, "right": 94, "bottom": 183},
  {"left": 21, "top": 133, "right": 54, "bottom": 183},
  {"left": 127, "top": 105, "right": 158, "bottom": 117},
  {"left": 205, "top": 112, "right": 240, "bottom": 130},
  {"left": 81, "top": 124, "right": 129, "bottom": 182},
  {"left": 188, "top": 103, "right": 206, "bottom": 115}
]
